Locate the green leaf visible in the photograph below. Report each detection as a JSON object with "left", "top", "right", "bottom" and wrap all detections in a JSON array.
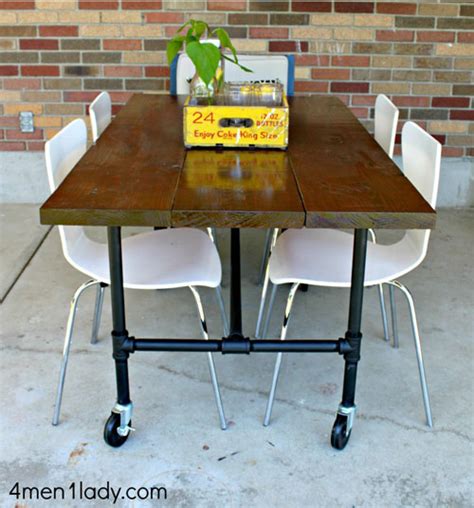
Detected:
[
  {"left": 222, "top": 54, "right": 253, "bottom": 73},
  {"left": 185, "top": 27, "right": 195, "bottom": 45},
  {"left": 177, "top": 20, "right": 192, "bottom": 33},
  {"left": 166, "top": 39, "right": 184, "bottom": 65},
  {"left": 186, "top": 41, "right": 221, "bottom": 86},
  {"left": 217, "top": 71, "right": 224, "bottom": 92},
  {"left": 237, "top": 63, "right": 253, "bottom": 73},
  {"left": 171, "top": 34, "right": 185, "bottom": 43},
  {"left": 222, "top": 54, "right": 236, "bottom": 64},
  {"left": 213, "top": 28, "right": 237, "bottom": 61},
  {"left": 193, "top": 21, "right": 208, "bottom": 39}
]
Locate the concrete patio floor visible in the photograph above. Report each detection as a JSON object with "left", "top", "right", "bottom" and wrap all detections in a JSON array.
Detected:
[{"left": 0, "top": 207, "right": 473, "bottom": 507}]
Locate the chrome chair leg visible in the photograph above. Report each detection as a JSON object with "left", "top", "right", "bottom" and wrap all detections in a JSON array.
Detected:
[
  {"left": 256, "top": 228, "right": 279, "bottom": 338},
  {"left": 258, "top": 229, "right": 273, "bottom": 285},
  {"left": 52, "top": 279, "right": 99, "bottom": 426},
  {"left": 206, "top": 227, "right": 215, "bottom": 242},
  {"left": 367, "top": 229, "right": 390, "bottom": 342},
  {"left": 207, "top": 228, "right": 223, "bottom": 287},
  {"left": 90, "top": 283, "right": 106, "bottom": 344},
  {"left": 389, "top": 284, "right": 399, "bottom": 348},
  {"left": 389, "top": 281, "right": 433, "bottom": 427},
  {"left": 215, "top": 285, "right": 229, "bottom": 336},
  {"left": 189, "top": 286, "right": 227, "bottom": 430},
  {"left": 262, "top": 283, "right": 278, "bottom": 339},
  {"left": 378, "top": 284, "right": 390, "bottom": 342},
  {"left": 263, "top": 282, "right": 300, "bottom": 427},
  {"left": 255, "top": 268, "right": 271, "bottom": 339},
  {"left": 207, "top": 227, "right": 218, "bottom": 252}
]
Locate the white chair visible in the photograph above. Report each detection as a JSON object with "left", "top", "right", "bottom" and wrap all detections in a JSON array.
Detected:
[
  {"left": 256, "top": 94, "right": 399, "bottom": 338},
  {"left": 224, "top": 54, "right": 292, "bottom": 92},
  {"left": 89, "top": 91, "right": 112, "bottom": 143},
  {"left": 173, "top": 50, "right": 292, "bottom": 95},
  {"left": 374, "top": 94, "right": 399, "bottom": 159},
  {"left": 372, "top": 94, "right": 400, "bottom": 340},
  {"left": 261, "top": 121, "right": 440, "bottom": 428},
  {"left": 47, "top": 119, "right": 229, "bottom": 430}
]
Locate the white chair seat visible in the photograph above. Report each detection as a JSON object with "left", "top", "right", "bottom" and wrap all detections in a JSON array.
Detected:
[
  {"left": 67, "top": 227, "right": 222, "bottom": 290},
  {"left": 269, "top": 228, "right": 422, "bottom": 288}
]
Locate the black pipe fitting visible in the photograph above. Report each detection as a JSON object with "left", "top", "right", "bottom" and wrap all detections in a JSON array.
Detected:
[
  {"left": 112, "top": 331, "right": 135, "bottom": 359},
  {"left": 221, "top": 335, "right": 251, "bottom": 354},
  {"left": 338, "top": 338, "right": 354, "bottom": 355},
  {"left": 343, "top": 331, "right": 362, "bottom": 362}
]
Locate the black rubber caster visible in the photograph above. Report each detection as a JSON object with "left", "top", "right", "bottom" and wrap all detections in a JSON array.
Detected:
[
  {"left": 330, "top": 413, "right": 352, "bottom": 450},
  {"left": 103, "top": 412, "right": 130, "bottom": 448}
]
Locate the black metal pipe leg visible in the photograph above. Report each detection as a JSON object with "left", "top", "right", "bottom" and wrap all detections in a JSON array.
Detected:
[
  {"left": 104, "top": 226, "right": 133, "bottom": 447},
  {"left": 341, "top": 361, "right": 359, "bottom": 409},
  {"left": 114, "top": 358, "right": 131, "bottom": 405},
  {"left": 331, "top": 228, "right": 368, "bottom": 450},
  {"left": 222, "top": 228, "right": 251, "bottom": 353},
  {"left": 229, "top": 228, "right": 242, "bottom": 336}
]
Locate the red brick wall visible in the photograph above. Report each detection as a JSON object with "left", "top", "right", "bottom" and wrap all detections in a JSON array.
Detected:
[{"left": 0, "top": 0, "right": 473, "bottom": 156}]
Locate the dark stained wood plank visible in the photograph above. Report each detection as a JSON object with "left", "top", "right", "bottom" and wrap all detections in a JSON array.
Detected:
[
  {"left": 40, "top": 94, "right": 185, "bottom": 227},
  {"left": 171, "top": 149, "right": 305, "bottom": 228},
  {"left": 40, "top": 94, "right": 435, "bottom": 230},
  {"left": 288, "top": 96, "right": 436, "bottom": 229}
]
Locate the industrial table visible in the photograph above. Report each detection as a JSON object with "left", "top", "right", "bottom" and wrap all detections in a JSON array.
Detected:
[{"left": 40, "top": 94, "right": 435, "bottom": 450}]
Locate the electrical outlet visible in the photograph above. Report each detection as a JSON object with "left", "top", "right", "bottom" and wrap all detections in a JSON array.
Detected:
[{"left": 19, "top": 111, "right": 34, "bottom": 133}]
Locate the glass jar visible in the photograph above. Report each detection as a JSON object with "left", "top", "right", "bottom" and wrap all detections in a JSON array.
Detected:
[
  {"left": 223, "top": 82, "right": 254, "bottom": 106},
  {"left": 189, "top": 72, "right": 218, "bottom": 103},
  {"left": 253, "top": 80, "right": 284, "bottom": 107}
]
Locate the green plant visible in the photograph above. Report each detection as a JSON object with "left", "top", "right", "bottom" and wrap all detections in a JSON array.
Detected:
[{"left": 166, "top": 19, "right": 252, "bottom": 89}]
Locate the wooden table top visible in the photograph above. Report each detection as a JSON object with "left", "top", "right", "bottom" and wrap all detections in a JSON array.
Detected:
[{"left": 40, "top": 94, "right": 435, "bottom": 229}]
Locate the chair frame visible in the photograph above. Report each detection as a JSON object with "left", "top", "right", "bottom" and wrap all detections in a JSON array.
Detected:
[
  {"left": 262, "top": 278, "right": 432, "bottom": 429},
  {"left": 52, "top": 277, "right": 229, "bottom": 429}
]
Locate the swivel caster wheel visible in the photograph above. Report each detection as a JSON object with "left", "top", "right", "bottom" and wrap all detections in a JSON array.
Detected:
[
  {"left": 331, "top": 413, "right": 352, "bottom": 450},
  {"left": 103, "top": 412, "right": 131, "bottom": 448}
]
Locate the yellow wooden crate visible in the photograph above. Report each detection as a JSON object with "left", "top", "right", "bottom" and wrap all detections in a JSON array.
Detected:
[{"left": 183, "top": 95, "right": 289, "bottom": 149}]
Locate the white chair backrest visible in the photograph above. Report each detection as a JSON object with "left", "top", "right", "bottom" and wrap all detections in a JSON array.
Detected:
[
  {"left": 374, "top": 94, "right": 399, "bottom": 159},
  {"left": 45, "top": 119, "right": 88, "bottom": 262},
  {"left": 89, "top": 91, "right": 111, "bottom": 142},
  {"left": 175, "top": 39, "right": 221, "bottom": 95},
  {"left": 176, "top": 53, "right": 290, "bottom": 95},
  {"left": 224, "top": 55, "right": 290, "bottom": 92},
  {"left": 401, "top": 121, "right": 442, "bottom": 261}
]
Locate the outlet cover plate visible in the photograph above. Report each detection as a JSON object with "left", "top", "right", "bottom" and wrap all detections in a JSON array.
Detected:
[{"left": 19, "top": 111, "right": 34, "bottom": 133}]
